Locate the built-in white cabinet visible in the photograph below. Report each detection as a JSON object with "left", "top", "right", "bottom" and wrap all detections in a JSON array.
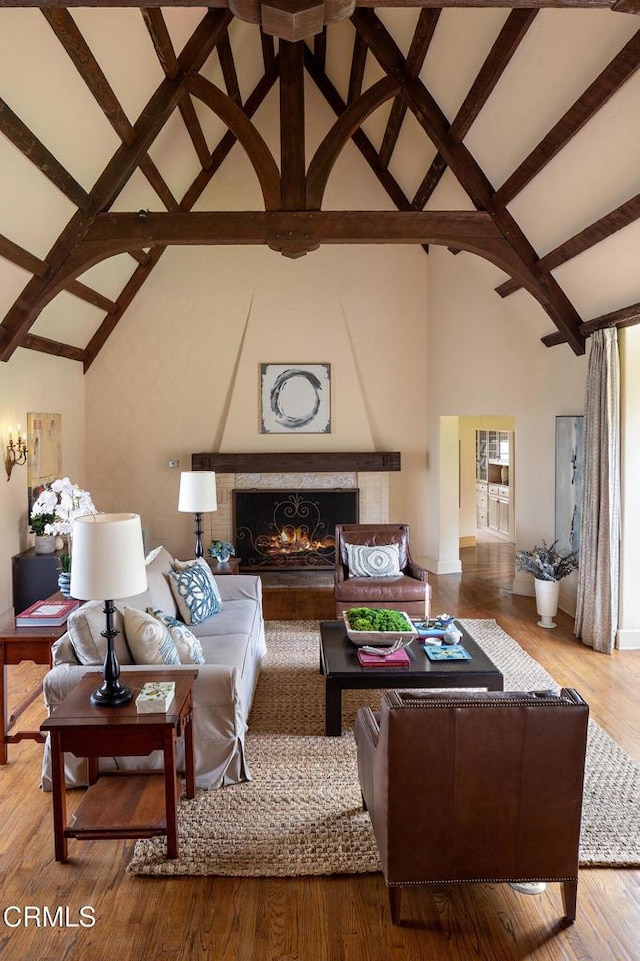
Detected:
[{"left": 475, "top": 431, "right": 514, "bottom": 540}]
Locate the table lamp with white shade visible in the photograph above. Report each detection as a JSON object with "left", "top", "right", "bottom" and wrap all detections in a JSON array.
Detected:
[
  {"left": 70, "top": 513, "right": 147, "bottom": 707},
  {"left": 178, "top": 471, "right": 217, "bottom": 558}
]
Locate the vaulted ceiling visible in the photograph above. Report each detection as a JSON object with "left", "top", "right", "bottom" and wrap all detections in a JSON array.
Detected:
[{"left": 0, "top": 2, "right": 639, "bottom": 370}]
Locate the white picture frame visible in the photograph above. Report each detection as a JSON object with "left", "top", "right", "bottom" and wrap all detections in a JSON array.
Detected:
[{"left": 260, "top": 363, "right": 331, "bottom": 434}]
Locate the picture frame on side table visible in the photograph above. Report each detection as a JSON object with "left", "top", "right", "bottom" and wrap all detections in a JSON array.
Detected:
[
  {"left": 260, "top": 363, "right": 331, "bottom": 434},
  {"left": 555, "top": 415, "right": 584, "bottom": 555}
]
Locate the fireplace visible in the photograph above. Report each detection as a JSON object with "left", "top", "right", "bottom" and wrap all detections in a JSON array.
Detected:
[{"left": 234, "top": 489, "right": 359, "bottom": 571}]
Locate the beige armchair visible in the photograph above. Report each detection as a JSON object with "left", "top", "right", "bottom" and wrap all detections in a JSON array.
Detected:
[
  {"left": 355, "top": 688, "right": 589, "bottom": 924},
  {"left": 334, "top": 523, "right": 429, "bottom": 619}
]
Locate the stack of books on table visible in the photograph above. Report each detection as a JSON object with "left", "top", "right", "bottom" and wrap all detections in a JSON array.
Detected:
[
  {"left": 357, "top": 648, "right": 411, "bottom": 669},
  {"left": 15, "top": 598, "right": 79, "bottom": 627}
]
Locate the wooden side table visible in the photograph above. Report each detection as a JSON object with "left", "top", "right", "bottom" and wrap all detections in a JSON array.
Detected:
[
  {"left": 204, "top": 556, "right": 241, "bottom": 576},
  {"left": 0, "top": 621, "right": 67, "bottom": 763},
  {"left": 40, "top": 670, "right": 198, "bottom": 863}
]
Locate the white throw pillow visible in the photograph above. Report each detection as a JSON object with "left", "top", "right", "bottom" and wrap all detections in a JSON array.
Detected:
[
  {"left": 346, "top": 542, "right": 401, "bottom": 577},
  {"left": 148, "top": 608, "right": 205, "bottom": 665},
  {"left": 123, "top": 607, "right": 180, "bottom": 666},
  {"left": 66, "top": 600, "right": 132, "bottom": 666}
]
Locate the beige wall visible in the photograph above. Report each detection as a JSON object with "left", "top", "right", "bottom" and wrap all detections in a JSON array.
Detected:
[
  {"left": 424, "top": 244, "right": 588, "bottom": 601},
  {"left": 84, "top": 242, "right": 429, "bottom": 561},
  {"left": 0, "top": 349, "right": 85, "bottom": 624}
]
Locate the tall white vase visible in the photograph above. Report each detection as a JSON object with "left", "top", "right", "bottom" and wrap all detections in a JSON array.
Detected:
[{"left": 534, "top": 579, "right": 560, "bottom": 629}]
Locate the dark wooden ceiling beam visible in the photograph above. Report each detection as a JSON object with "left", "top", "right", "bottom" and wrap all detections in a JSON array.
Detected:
[
  {"left": 83, "top": 246, "right": 166, "bottom": 370},
  {"left": 0, "top": 96, "right": 91, "bottom": 210},
  {"left": 279, "top": 40, "right": 307, "bottom": 211},
  {"left": 59, "top": 212, "right": 529, "bottom": 284},
  {"left": 496, "top": 191, "right": 640, "bottom": 297},
  {"left": 128, "top": 249, "right": 152, "bottom": 266},
  {"left": 352, "top": 8, "right": 585, "bottom": 354},
  {"left": 44, "top": 7, "right": 195, "bottom": 209},
  {"left": 541, "top": 299, "right": 640, "bottom": 345},
  {"left": 378, "top": 9, "right": 440, "bottom": 168},
  {"left": 66, "top": 280, "right": 117, "bottom": 313},
  {"left": 218, "top": 33, "right": 242, "bottom": 105},
  {"left": 187, "top": 73, "right": 281, "bottom": 209},
  {"left": 347, "top": 32, "right": 368, "bottom": 103},
  {"left": 580, "top": 300, "right": 640, "bottom": 335},
  {"left": 142, "top": 8, "right": 212, "bottom": 167},
  {"left": 84, "top": 67, "right": 279, "bottom": 368},
  {"left": 260, "top": 30, "right": 276, "bottom": 72},
  {"left": 21, "top": 333, "right": 87, "bottom": 363},
  {"left": 408, "top": 9, "right": 537, "bottom": 209},
  {"left": 0, "top": 234, "right": 48, "bottom": 277},
  {"left": 0, "top": 9, "right": 233, "bottom": 361},
  {"left": 313, "top": 27, "right": 327, "bottom": 70},
  {"left": 450, "top": 9, "right": 538, "bottom": 143},
  {"left": 304, "top": 46, "right": 418, "bottom": 216},
  {"left": 495, "top": 29, "right": 640, "bottom": 205},
  {"left": 307, "top": 75, "right": 401, "bottom": 209}
]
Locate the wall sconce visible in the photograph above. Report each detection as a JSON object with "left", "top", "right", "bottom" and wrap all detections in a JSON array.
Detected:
[{"left": 5, "top": 425, "right": 27, "bottom": 481}]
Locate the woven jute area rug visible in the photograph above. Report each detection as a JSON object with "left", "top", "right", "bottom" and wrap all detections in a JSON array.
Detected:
[{"left": 127, "top": 619, "right": 640, "bottom": 877}]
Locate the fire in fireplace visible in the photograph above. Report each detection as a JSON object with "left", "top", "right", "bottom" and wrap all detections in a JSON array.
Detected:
[{"left": 234, "top": 489, "right": 359, "bottom": 570}]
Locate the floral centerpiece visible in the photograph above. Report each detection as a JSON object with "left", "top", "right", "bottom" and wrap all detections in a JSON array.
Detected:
[
  {"left": 31, "top": 477, "right": 97, "bottom": 546},
  {"left": 208, "top": 540, "right": 235, "bottom": 563},
  {"left": 516, "top": 539, "right": 578, "bottom": 582}
]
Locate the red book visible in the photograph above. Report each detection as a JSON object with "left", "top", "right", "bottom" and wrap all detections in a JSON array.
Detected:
[
  {"left": 357, "top": 648, "right": 410, "bottom": 668},
  {"left": 15, "top": 598, "right": 79, "bottom": 627}
]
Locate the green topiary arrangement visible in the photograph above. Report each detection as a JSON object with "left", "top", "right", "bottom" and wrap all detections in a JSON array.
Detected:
[{"left": 345, "top": 607, "right": 412, "bottom": 632}]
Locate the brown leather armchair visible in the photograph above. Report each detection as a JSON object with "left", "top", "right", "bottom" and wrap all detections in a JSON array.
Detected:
[
  {"left": 334, "top": 523, "right": 430, "bottom": 619},
  {"left": 355, "top": 688, "right": 589, "bottom": 924}
]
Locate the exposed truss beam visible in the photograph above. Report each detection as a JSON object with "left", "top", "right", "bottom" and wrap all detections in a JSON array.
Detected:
[
  {"left": 495, "top": 29, "right": 640, "bottom": 205},
  {"left": 352, "top": 8, "right": 586, "bottom": 354},
  {"left": 0, "top": 9, "right": 233, "bottom": 362},
  {"left": 304, "top": 46, "right": 420, "bottom": 216},
  {"left": 379, "top": 9, "right": 440, "bottom": 169},
  {"left": 0, "top": 95, "right": 91, "bottom": 210},
  {"left": 142, "top": 8, "right": 212, "bottom": 167},
  {"left": 85, "top": 63, "right": 279, "bottom": 370},
  {"left": 280, "top": 40, "right": 306, "bottom": 211},
  {"left": 541, "top": 299, "right": 640, "bottom": 345},
  {"left": 347, "top": 32, "right": 368, "bottom": 103},
  {"left": 218, "top": 32, "right": 242, "bottom": 105},
  {"left": 496, "top": 191, "right": 640, "bottom": 297}
]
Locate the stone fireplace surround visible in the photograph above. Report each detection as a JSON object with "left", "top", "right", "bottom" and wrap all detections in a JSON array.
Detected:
[{"left": 191, "top": 452, "right": 401, "bottom": 552}]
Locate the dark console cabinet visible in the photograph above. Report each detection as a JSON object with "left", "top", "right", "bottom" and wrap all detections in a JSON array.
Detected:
[{"left": 12, "top": 548, "right": 64, "bottom": 614}]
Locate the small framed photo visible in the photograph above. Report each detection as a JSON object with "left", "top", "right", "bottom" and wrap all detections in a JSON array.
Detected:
[{"left": 260, "top": 363, "right": 331, "bottom": 434}]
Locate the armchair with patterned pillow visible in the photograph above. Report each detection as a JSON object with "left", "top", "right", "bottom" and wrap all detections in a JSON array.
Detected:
[{"left": 334, "top": 523, "right": 430, "bottom": 619}]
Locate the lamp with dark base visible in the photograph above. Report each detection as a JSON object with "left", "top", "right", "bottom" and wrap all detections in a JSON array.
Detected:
[
  {"left": 70, "top": 512, "right": 148, "bottom": 708},
  {"left": 91, "top": 599, "right": 132, "bottom": 706},
  {"left": 178, "top": 471, "right": 217, "bottom": 559}
]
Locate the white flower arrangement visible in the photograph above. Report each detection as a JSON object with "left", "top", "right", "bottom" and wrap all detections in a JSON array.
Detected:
[{"left": 30, "top": 477, "right": 97, "bottom": 537}]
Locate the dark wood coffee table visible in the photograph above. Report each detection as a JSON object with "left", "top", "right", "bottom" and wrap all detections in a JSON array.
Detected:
[
  {"left": 41, "top": 670, "right": 198, "bottom": 862},
  {"left": 319, "top": 620, "right": 503, "bottom": 736}
]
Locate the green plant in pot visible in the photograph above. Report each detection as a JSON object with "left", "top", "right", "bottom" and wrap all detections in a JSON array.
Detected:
[
  {"left": 516, "top": 539, "right": 578, "bottom": 629},
  {"left": 57, "top": 553, "right": 72, "bottom": 598},
  {"left": 30, "top": 511, "right": 57, "bottom": 553}
]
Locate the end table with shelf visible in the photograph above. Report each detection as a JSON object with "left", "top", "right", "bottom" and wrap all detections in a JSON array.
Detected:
[
  {"left": 40, "top": 669, "right": 198, "bottom": 863},
  {"left": 204, "top": 556, "right": 241, "bottom": 576}
]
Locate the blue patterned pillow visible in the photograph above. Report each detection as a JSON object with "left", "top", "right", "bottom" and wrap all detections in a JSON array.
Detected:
[
  {"left": 346, "top": 542, "right": 401, "bottom": 577},
  {"left": 148, "top": 608, "right": 205, "bottom": 665},
  {"left": 168, "top": 562, "right": 221, "bottom": 625}
]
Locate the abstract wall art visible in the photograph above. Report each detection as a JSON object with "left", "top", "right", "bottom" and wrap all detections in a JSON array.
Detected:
[{"left": 260, "top": 363, "right": 331, "bottom": 434}]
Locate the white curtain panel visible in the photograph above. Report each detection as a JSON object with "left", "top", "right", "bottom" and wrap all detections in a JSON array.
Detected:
[{"left": 574, "top": 329, "right": 621, "bottom": 653}]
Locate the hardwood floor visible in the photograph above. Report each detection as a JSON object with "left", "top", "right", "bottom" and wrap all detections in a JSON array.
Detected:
[{"left": 1, "top": 548, "right": 639, "bottom": 961}]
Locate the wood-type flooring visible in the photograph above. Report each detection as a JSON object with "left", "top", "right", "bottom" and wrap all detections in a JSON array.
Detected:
[{"left": 1, "top": 541, "right": 639, "bottom": 961}]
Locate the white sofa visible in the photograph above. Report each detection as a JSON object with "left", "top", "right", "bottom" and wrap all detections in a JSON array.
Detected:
[{"left": 41, "top": 547, "right": 266, "bottom": 791}]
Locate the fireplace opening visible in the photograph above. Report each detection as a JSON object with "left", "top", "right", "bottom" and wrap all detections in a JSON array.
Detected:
[{"left": 234, "top": 489, "right": 359, "bottom": 571}]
